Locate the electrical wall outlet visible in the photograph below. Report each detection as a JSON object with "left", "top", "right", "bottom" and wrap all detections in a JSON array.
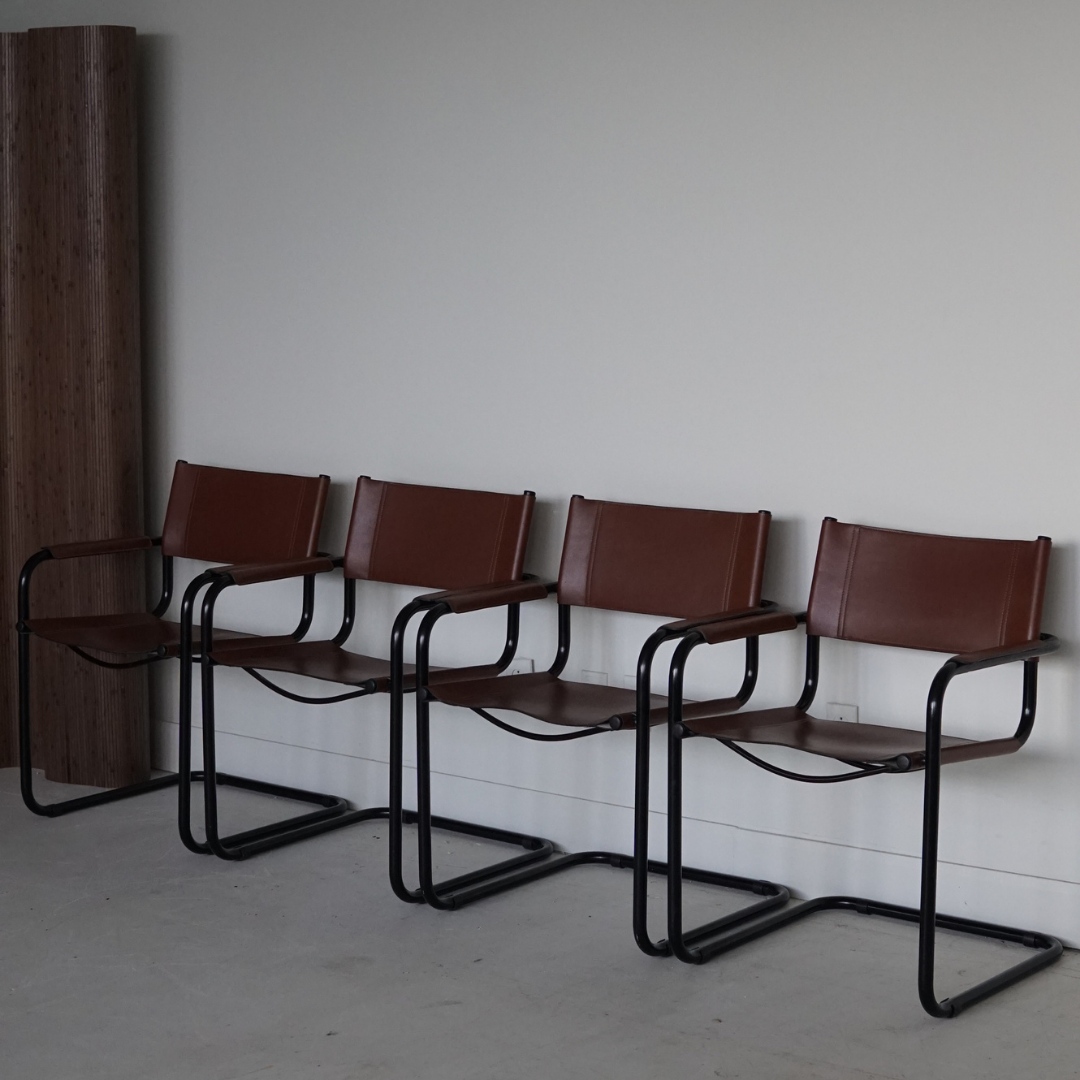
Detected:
[
  {"left": 503, "top": 657, "right": 534, "bottom": 676},
  {"left": 621, "top": 674, "right": 636, "bottom": 690},
  {"left": 580, "top": 669, "right": 609, "bottom": 685},
  {"left": 826, "top": 702, "right": 859, "bottom": 724}
]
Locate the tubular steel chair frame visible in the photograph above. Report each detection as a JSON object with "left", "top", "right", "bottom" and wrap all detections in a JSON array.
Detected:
[
  {"left": 176, "top": 562, "right": 363, "bottom": 859},
  {"left": 401, "top": 589, "right": 789, "bottom": 938},
  {"left": 661, "top": 523, "right": 1063, "bottom": 1018},
  {"left": 183, "top": 562, "right": 557, "bottom": 867},
  {"left": 182, "top": 480, "right": 559, "bottom": 869},
  {"left": 17, "top": 462, "right": 332, "bottom": 822},
  {"left": 395, "top": 496, "right": 792, "bottom": 939}
]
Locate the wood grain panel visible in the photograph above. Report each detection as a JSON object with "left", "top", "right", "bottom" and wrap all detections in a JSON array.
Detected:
[
  {"left": 0, "top": 31, "right": 31, "bottom": 771},
  {"left": 0, "top": 26, "right": 148, "bottom": 786}
]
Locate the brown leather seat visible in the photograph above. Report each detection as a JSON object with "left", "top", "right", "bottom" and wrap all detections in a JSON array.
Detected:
[
  {"left": 431, "top": 671, "right": 667, "bottom": 728},
  {"left": 432, "top": 670, "right": 755, "bottom": 729},
  {"left": 26, "top": 612, "right": 296, "bottom": 658},
  {"left": 212, "top": 637, "right": 504, "bottom": 694},
  {"left": 684, "top": 706, "right": 1011, "bottom": 768}
]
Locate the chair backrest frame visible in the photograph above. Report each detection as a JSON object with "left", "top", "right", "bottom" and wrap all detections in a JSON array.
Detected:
[
  {"left": 805, "top": 518, "right": 1051, "bottom": 655},
  {"left": 342, "top": 478, "right": 534, "bottom": 590},
  {"left": 555, "top": 496, "right": 771, "bottom": 620},
  {"left": 160, "top": 461, "right": 330, "bottom": 565}
]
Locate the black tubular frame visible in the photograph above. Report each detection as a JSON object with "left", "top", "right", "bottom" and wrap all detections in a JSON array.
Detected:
[
  {"left": 182, "top": 567, "right": 552, "bottom": 865},
  {"left": 387, "top": 594, "right": 557, "bottom": 904},
  {"left": 664, "top": 623, "right": 1063, "bottom": 1018},
  {"left": 17, "top": 541, "right": 179, "bottom": 817},
  {"left": 397, "top": 594, "right": 791, "bottom": 929}
]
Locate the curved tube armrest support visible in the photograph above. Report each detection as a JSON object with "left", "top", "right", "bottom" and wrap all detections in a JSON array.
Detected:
[
  {"left": 917, "top": 631, "right": 1058, "bottom": 1016},
  {"left": 922, "top": 632, "right": 1058, "bottom": 759},
  {"left": 212, "top": 556, "right": 336, "bottom": 587},
  {"left": 417, "top": 577, "right": 554, "bottom": 614},
  {"left": 631, "top": 602, "right": 774, "bottom": 956},
  {"left": 20, "top": 541, "right": 173, "bottom": 631},
  {"left": 44, "top": 535, "right": 156, "bottom": 560}
]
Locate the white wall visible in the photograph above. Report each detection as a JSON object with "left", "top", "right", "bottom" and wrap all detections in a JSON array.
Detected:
[{"left": 5, "top": 0, "right": 1080, "bottom": 942}]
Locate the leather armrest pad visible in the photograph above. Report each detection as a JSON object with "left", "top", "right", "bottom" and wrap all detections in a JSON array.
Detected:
[
  {"left": 952, "top": 635, "right": 1058, "bottom": 667},
  {"left": 215, "top": 556, "right": 336, "bottom": 586},
  {"left": 697, "top": 610, "right": 799, "bottom": 645},
  {"left": 46, "top": 536, "right": 155, "bottom": 559},
  {"left": 420, "top": 579, "right": 553, "bottom": 614},
  {"left": 663, "top": 602, "right": 778, "bottom": 636}
]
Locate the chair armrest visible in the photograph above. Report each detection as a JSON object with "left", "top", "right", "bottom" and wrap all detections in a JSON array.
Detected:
[
  {"left": 950, "top": 634, "right": 1059, "bottom": 673},
  {"left": 661, "top": 601, "right": 779, "bottom": 636},
  {"left": 695, "top": 609, "right": 800, "bottom": 645},
  {"left": 212, "top": 556, "right": 336, "bottom": 587},
  {"left": 418, "top": 578, "right": 555, "bottom": 614},
  {"left": 45, "top": 535, "right": 156, "bottom": 559}
]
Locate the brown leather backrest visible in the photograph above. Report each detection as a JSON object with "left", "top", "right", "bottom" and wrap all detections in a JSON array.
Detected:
[
  {"left": 556, "top": 497, "right": 770, "bottom": 618},
  {"left": 342, "top": 478, "right": 534, "bottom": 588},
  {"left": 805, "top": 519, "right": 1051, "bottom": 654},
  {"left": 160, "top": 461, "right": 329, "bottom": 564}
]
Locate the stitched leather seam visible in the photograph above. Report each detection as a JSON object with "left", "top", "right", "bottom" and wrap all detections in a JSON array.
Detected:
[
  {"left": 489, "top": 496, "right": 510, "bottom": 582},
  {"left": 837, "top": 526, "right": 860, "bottom": 639},
  {"left": 584, "top": 502, "right": 604, "bottom": 608},
  {"left": 997, "top": 542, "right": 1020, "bottom": 646},
  {"left": 365, "top": 482, "right": 389, "bottom": 581},
  {"left": 181, "top": 469, "right": 201, "bottom": 559},
  {"left": 722, "top": 514, "right": 743, "bottom": 611}
]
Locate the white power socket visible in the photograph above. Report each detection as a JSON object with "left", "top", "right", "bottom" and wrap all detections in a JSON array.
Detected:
[
  {"left": 826, "top": 702, "right": 859, "bottom": 724},
  {"left": 503, "top": 657, "right": 535, "bottom": 676},
  {"left": 580, "top": 669, "right": 609, "bottom": 685}
]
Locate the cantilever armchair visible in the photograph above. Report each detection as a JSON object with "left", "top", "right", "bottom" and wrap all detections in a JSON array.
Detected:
[
  {"left": 660, "top": 517, "right": 1061, "bottom": 1018},
  {"left": 398, "top": 495, "right": 791, "bottom": 943},
  {"left": 185, "top": 477, "right": 547, "bottom": 865},
  {"left": 18, "top": 460, "right": 329, "bottom": 818}
]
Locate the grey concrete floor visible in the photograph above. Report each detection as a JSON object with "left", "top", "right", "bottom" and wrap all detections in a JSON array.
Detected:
[{"left": 2, "top": 768, "right": 1079, "bottom": 1080}]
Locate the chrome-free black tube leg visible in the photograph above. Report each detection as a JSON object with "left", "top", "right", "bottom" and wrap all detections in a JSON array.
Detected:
[
  {"left": 387, "top": 601, "right": 554, "bottom": 906},
  {"left": 913, "top": 666, "right": 1062, "bottom": 1018},
  {"left": 667, "top": 696, "right": 693, "bottom": 961},
  {"left": 670, "top": 659, "right": 1060, "bottom": 1017},
  {"left": 193, "top": 659, "right": 361, "bottom": 861},
  {"left": 388, "top": 600, "right": 426, "bottom": 903},
  {"left": 415, "top": 687, "right": 448, "bottom": 909},
  {"left": 177, "top": 571, "right": 214, "bottom": 853},
  {"left": 413, "top": 684, "right": 557, "bottom": 909},
  {"left": 18, "top": 549, "right": 178, "bottom": 818},
  {"left": 200, "top": 653, "right": 238, "bottom": 861},
  {"left": 665, "top": 633, "right": 790, "bottom": 962},
  {"left": 410, "top": 606, "right": 556, "bottom": 910},
  {"left": 179, "top": 574, "right": 360, "bottom": 859},
  {"left": 633, "top": 628, "right": 672, "bottom": 957},
  {"left": 918, "top": 678, "right": 948, "bottom": 1015}
]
